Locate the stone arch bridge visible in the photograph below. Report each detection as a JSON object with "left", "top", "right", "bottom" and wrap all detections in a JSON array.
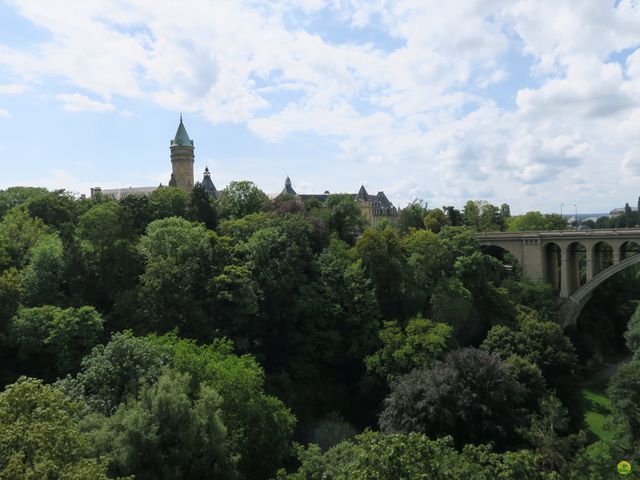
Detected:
[{"left": 477, "top": 229, "right": 640, "bottom": 327}]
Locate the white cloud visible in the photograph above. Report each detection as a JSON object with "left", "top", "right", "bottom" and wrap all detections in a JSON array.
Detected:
[
  {"left": 0, "top": 83, "right": 27, "bottom": 94},
  {"left": 55, "top": 93, "right": 116, "bottom": 113},
  {"left": 0, "top": 108, "right": 10, "bottom": 118}
]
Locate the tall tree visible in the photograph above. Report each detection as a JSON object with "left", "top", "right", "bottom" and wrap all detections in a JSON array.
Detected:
[
  {"left": 0, "top": 377, "right": 112, "bottom": 480},
  {"left": 137, "top": 217, "right": 217, "bottom": 336},
  {"left": 219, "top": 180, "right": 269, "bottom": 219},
  {"left": 189, "top": 182, "right": 218, "bottom": 229},
  {"left": 379, "top": 348, "right": 526, "bottom": 450},
  {"left": 90, "top": 369, "right": 235, "bottom": 480},
  {"left": 398, "top": 200, "right": 428, "bottom": 234}
]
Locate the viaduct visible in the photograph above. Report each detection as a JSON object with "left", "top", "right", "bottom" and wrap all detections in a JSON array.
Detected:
[{"left": 477, "top": 229, "right": 640, "bottom": 327}]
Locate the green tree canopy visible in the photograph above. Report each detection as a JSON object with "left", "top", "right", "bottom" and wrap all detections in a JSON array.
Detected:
[
  {"left": 507, "top": 212, "right": 566, "bottom": 232},
  {"left": 280, "top": 431, "right": 559, "bottom": 480},
  {"left": 89, "top": 369, "right": 235, "bottom": 480},
  {"left": 21, "top": 233, "right": 64, "bottom": 307},
  {"left": 148, "top": 187, "right": 190, "bottom": 220},
  {"left": 0, "top": 377, "right": 111, "bottom": 480},
  {"left": 10, "top": 306, "right": 104, "bottom": 379},
  {"left": 0, "top": 186, "right": 49, "bottom": 219},
  {"left": 397, "top": 200, "right": 428, "bottom": 234},
  {"left": 219, "top": 180, "right": 269, "bottom": 219},
  {"left": 379, "top": 348, "right": 526, "bottom": 450},
  {"left": 365, "top": 316, "right": 453, "bottom": 383},
  {"left": 137, "top": 216, "right": 217, "bottom": 335},
  {"left": 325, "top": 194, "right": 367, "bottom": 244}
]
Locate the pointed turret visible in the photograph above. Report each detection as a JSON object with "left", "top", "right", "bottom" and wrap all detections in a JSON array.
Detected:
[
  {"left": 356, "top": 185, "right": 369, "bottom": 201},
  {"left": 202, "top": 167, "right": 217, "bottom": 198},
  {"left": 171, "top": 114, "right": 194, "bottom": 147},
  {"left": 169, "top": 115, "right": 195, "bottom": 191},
  {"left": 281, "top": 176, "right": 297, "bottom": 196}
]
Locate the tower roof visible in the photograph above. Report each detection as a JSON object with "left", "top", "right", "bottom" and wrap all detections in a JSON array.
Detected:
[
  {"left": 356, "top": 185, "right": 369, "bottom": 201},
  {"left": 171, "top": 114, "right": 194, "bottom": 147},
  {"left": 202, "top": 167, "right": 217, "bottom": 197},
  {"left": 281, "top": 176, "right": 297, "bottom": 195}
]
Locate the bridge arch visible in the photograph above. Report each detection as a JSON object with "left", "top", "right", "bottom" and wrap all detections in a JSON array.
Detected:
[
  {"left": 557, "top": 253, "right": 640, "bottom": 327},
  {"left": 620, "top": 240, "right": 640, "bottom": 260}
]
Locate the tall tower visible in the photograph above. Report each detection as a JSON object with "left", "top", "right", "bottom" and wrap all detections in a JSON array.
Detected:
[{"left": 170, "top": 114, "right": 195, "bottom": 191}]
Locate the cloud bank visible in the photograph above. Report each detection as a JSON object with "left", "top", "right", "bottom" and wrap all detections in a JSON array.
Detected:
[{"left": 1, "top": 0, "right": 640, "bottom": 211}]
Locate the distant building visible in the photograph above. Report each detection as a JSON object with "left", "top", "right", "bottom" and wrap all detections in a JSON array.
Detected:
[
  {"left": 91, "top": 118, "right": 397, "bottom": 228},
  {"left": 93, "top": 116, "right": 198, "bottom": 200},
  {"left": 610, "top": 206, "right": 638, "bottom": 218},
  {"left": 276, "top": 177, "right": 398, "bottom": 228}
]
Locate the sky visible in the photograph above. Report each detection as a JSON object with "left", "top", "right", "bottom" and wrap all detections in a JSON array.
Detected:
[{"left": 1, "top": 0, "right": 640, "bottom": 214}]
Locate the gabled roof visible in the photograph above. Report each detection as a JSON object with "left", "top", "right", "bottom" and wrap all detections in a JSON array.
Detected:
[{"left": 171, "top": 114, "right": 194, "bottom": 147}]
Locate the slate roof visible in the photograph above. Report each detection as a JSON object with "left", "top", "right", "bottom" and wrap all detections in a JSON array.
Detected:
[
  {"left": 171, "top": 114, "right": 194, "bottom": 147},
  {"left": 202, "top": 167, "right": 219, "bottom": 198},
  {"left": 356, "top": 185, "right": 369, "bottom": 201},
  {"left": 281, "top": 176, "right": 297, "bottom": 196}
]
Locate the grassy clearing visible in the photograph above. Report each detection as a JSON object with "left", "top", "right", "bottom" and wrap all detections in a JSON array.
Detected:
[{"left": 581, "top": 384, "right": 617, "bottom": 442}]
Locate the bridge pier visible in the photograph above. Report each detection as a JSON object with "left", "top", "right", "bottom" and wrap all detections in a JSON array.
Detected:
[
  {"left": 560, "top": 244, "right": 580, "bottom": 298},
  {"left": 545, "top": 244, "right": 560, "bottom": 291},
  {"left": 590, "top": 245, "right": 604, "bottom": 278}
]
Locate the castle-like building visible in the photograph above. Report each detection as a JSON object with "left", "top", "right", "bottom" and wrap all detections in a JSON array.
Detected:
[{"left": 91, "top": 117, "right": 397, "bottom": 226}]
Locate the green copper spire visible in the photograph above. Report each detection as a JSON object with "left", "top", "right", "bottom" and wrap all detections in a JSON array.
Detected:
[{"left": 171, "top": 114, "right": 194, "bottom": 147}]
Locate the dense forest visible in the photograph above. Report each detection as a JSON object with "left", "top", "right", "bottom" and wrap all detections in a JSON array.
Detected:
[{"left": 0, "top": 184, "right": 639, "bottom": 479}]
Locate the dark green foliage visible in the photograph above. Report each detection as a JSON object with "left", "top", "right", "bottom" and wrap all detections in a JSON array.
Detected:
[
  {"left": 397, "top": 200, "right": 427, "bottom": 234},
  {"left": 56, "top": 330, "right": 169, "bottom": 414},
  {"left": 325, "top": 194, "right": 367, "bottom": 244},
  {"left": 520, "top": 394, "right": 585, "bottom": 473},
  {"left": 607, "top": 359, "right": 640, "bottom": 445},
  {"left": 9, "top": 306, "right": 104, "bottom": 379},
  {"left": 21, "top": 233, "right": 64, "bottom": 306},
  {"left": 189, "top": 182, "right": 218, "bottom": 229},
  {"left": 443, "top": 205, "right": 464, "bottom": 226},
  {"left": 119, "top": 193, "right": 151, "bottom": 234},
  {"left": 89, "top": 369, "right": 235, "bottom": 480},
  {"left": 380, "top": 348, "right": 526, "bottom": 450},
  {"left": 423, "top": 207, "right": 450, "bottom": 233},
  {"left": 25, "top": 190, "right": 78, "bottom": 233},
  {"left": 0, "top": 186, "right": 49, "bottom": 219},
  {"left": 355, "top": 228, "right": 407, "bottom": 319},
  {"left": 137, "top": 217, "right": 217, "bottom": 336},
  {"left": 0, "top": 268, "right": 23, "bottom": 326},
  {"left": 73, "top": 201, "right": 141, "bottom": 313},
  {"left": 482, "top": 314, "right": 582, "bottom": 425},
  {"left": 625, "top": 304, "right": 640, "bottom": 353},
  {"left": 0, "top": 182, "right": 635, "bottom": 476},
  {"left": 0, "top": 206, "right": 48, "bottom": 268}
]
